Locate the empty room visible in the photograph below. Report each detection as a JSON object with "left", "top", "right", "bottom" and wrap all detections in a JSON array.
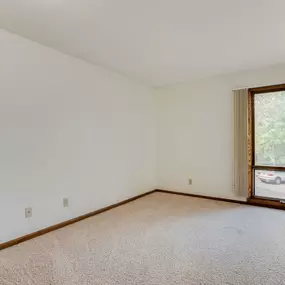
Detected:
[{"left": 1, "top": 0, "right": 285, "bottom": 284}]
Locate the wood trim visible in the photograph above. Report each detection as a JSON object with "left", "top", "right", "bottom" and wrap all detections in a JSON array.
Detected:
[
  {"left": 0, "top": 190, "right": 156, "bottom": 251},
  {"left": 249, "top": 83, "right": 285, "bottom": 94},
  {"left": 254, "top": 165, "right": 285, "bottom": 171},
  {"left": 155, "top": 189, "right": 247, "bottom": 205},
  {"left": 3, "top": 189, "right": 285, "bottom": 251},
  {"left": 156, "top": 189, "right": 285, "bottom": 211},
  {"left": 248, "top": 197, "right": 285, "bottom": 210}
]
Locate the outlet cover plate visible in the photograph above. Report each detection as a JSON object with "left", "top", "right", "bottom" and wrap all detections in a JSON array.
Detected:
[
  {"left": 63, "top": 198, "right": 69, "bottom": 207},
  {"left": 25, "top": 207, "right": 32, "bottom": 218}
]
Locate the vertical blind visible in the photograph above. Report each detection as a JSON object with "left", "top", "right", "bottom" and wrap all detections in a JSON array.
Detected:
[{"left": 233, "top": 89, "right": 248, "bottom": 197}]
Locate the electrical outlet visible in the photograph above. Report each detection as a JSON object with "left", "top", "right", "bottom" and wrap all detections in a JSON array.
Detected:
[
  {"left": 188, "top": 178, "right": 192, "bottom": 185},
  {"left": 25, "top": 207, "right": 32, "bottom": 218},
  {"left": 63, "top": 198, "right": 69, "bottom": 207}
]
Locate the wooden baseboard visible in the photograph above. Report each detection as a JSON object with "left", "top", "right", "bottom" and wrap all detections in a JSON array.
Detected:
[
  {"left": 2, "top": 189, "right": 284, "bottom": 251},
  {"left": 156, "top": 189, "right": 285, "bottom": 210},
  {"left": 0, "top": 190, "right": 156, "bottom": 251},
  {"left": 248, "top": 197, "right": 285, "bottom": 210},
  {"left": 155, "top": 189, "right": 248, "bottom": 205}
]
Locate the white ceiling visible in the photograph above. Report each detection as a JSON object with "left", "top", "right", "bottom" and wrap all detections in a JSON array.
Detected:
[{"left": 1, "top": 0, "right": 285, "bottom": 87}]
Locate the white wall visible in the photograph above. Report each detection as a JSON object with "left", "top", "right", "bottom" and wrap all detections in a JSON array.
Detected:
[
  {"left": 0, "top": 30, "right": 157, "bottom": 243},
  {"left": 3, "top": 28, "right": 285, "bottom": 244},
  {"left": 156, "top": 65, "right": 285, "bottom": 200}
]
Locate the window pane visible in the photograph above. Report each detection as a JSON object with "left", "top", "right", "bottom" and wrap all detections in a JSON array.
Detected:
[
  {"left": 254, "top": 91, "right": 285, "bottom": 166},
  {"left": 255, "top": 170, "right": 285, "bottom": 199}
]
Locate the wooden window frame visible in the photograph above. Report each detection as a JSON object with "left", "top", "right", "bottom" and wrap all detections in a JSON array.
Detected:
[{"left": 248, "top": 83, "right": 285, "bottom": 207}]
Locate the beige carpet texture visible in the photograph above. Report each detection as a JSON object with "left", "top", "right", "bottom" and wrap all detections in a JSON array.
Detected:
[{"left": 1, "top": 192, "right": 285, "bottom": 285}]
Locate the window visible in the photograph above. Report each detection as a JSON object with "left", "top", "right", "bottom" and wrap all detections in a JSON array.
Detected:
[{"left": 249, "top": 84, "right": 285, "bottom": 205}]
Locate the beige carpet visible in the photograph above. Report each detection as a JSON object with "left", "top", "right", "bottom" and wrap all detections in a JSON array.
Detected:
[{"left": 1, "top": 192, "right": 285, "bottom": 285}]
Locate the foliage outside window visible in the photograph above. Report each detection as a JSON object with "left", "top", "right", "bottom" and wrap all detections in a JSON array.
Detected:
[{"left": 255, "top": 91, "right": 285, "bottom": 166}]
